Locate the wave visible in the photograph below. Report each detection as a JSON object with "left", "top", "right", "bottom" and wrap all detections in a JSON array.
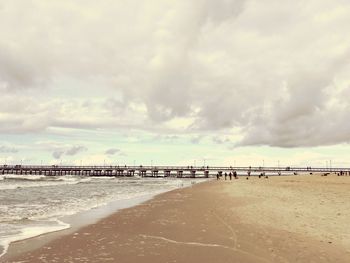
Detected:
[
  {"left": 0, "top": 219, "right": 70, "bottom": 259},
  {"left": 3, "top": 175, "right": 49, "bottom": 182},
  {"left": 0, "top": 177, "right": 196, "bottom": 259},
  {"left": 0, "top": 176, "right": 92, "bottom": 190}
]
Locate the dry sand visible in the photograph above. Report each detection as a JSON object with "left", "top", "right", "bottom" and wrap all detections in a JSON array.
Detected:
[
  {"left": 224, "top": 174, "right": 350, "bottom": 251},
  {"left": 2, "top": 174, "right": 350, "bottom": 263}
]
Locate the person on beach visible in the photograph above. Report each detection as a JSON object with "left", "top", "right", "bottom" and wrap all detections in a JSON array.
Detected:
[
  {"left": 216, "top": 172, "right": 220, "bottom": 180},
  {"left": 224, "top": 172, "right": 227, "bottom": 180},
  {"left": 229, "top": 172, "right": 232, "bottom": 180},
  {"left": 234, "top": 171, "right": 238, "bottom": 179}
]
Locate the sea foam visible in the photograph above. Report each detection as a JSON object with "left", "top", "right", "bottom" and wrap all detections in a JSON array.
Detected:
[{"left": 0, "top": 175, "right": 197, "bottom": 258}]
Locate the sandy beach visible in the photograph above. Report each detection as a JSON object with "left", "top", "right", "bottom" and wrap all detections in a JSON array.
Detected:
[{"left": 2, "top": 174, "right": 350, "bottom": 263}]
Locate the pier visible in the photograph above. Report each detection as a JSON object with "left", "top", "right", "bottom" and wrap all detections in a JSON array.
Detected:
[{"left": 1, "top": 165, "right": 350, "bottom": 178}]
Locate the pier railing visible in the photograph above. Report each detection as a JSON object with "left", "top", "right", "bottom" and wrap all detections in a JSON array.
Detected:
[{"left": 1, "top": 165, "right": 349, "bottom": 178}]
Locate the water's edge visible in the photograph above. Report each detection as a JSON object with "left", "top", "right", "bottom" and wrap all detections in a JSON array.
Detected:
[
  {"left": 2, "top": 193, "right": 157, "bottom": 260},
  {"left": 1, "top": 179, "right": 205, "bottom": 260}
]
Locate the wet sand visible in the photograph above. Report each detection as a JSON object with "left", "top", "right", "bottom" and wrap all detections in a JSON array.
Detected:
[{"left": 2, "top": 174, "right": 350, "bottom": 262}]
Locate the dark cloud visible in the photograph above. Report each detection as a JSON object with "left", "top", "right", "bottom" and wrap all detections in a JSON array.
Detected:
[
  {"left": 52, "top": 150, "right": 64, "bottom": 159},
  {"left": 52, "top": 145, "right": 87, "bottom": 159},
  {"left": 152, "top": 135, "right": 179, "bottom": 142},
  {"left": 0, "top": 49, "right": 42, "bottom": 90},
  {"left": 119, "top": 152, "right": 128, "bottom": 157},
  {"left": 238, "top": 55, "right": 350, "bottom": 147},
  {"left": 190, "top": 136, "right": 204, "bottom": 144},
  {"left": 212, "top": 136, "right": 231, "bottom": 144},
  {"left": 66, "top": 146, "right": 87, "bottom": 156},
  {"left": 202, "top": 0, "right": 246, "bottom": 23},
  {"left": 105, "top": 148, "right": 121, "bottom": 155},
  {"left": 104, "top": 98, "right": 126, "bottom": 116},
  {"left": 0, "top": 145, "right": 18, "bottom": 153},
  {"left": 144, "top": 0, "right": 246, "bottom": 122}
]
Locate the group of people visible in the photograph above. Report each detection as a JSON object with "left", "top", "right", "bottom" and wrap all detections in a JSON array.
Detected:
[
  {"left": 216, "top": 171, "right": 238, "bottom": 180},
  {"left": 258, "top": 172, "right": 268, "bottom": 178},
  {"left": 216, "top": 170, "right": 269, "bottom": 180}
]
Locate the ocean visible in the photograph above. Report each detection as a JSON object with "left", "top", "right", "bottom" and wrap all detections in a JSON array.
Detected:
[{"left": 0, "top": 174, "right": 197, "bottom": 258}]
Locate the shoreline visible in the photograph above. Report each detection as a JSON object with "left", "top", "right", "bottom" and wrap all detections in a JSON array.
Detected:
[
  {"left": 1, "top": 193, "right": 158, "bottom": 260},
  {"left": 1, "top": 178, "right": 204, "bottom": 260},
  {"left": 2, "top": 175, "right": 350, "bottom": 262}
]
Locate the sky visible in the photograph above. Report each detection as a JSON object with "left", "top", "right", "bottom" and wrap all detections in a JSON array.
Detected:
[{"left": 1, "top": 0, "right": 350, "bottom": 167}]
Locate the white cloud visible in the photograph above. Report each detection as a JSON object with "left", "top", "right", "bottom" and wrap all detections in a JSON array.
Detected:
[{"left": 1, "top": 0, "right": 350, "bottom": 148}]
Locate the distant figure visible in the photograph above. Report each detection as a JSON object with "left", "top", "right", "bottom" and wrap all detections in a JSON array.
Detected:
[
  {"left": 216, "top": 172, "right": 220, "bottom": 180},
  {"left": 224, "top": 172, "right": 227, "bottom": 180},
  {"left": 229, "top": 172, "right": 232, "bottom": 180},
  {"left": 247, "top": 171, "right": 251, "bottom": 177},
  {"left": 234, "top": 171, "right": 238, "bottom": 179},
  {"left": 259, "top": 172, "right": 263, "bottom": 178}
]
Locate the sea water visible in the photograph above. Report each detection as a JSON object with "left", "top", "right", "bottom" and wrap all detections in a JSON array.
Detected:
[{"left": 0, "top": 174, "right": 196, "bottom": 258}]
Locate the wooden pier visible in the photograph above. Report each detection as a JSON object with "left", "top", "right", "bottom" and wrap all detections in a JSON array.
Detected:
[{"left": 1, "top": 165, "right": 350, "bottom": 178}]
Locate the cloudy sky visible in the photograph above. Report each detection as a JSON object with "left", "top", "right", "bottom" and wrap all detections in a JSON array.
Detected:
[{"left": 1, "top": 0, "right": 350, "bottom": 167}]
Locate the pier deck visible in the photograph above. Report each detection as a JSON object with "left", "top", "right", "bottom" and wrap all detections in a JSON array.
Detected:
[{"left": 1, "top": 165, "right": 349, "bottom": 178}]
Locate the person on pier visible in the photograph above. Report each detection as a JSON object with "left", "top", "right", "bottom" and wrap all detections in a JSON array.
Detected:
[{"left": 233, "top": 171, "right": 238, "bottom": 179}]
